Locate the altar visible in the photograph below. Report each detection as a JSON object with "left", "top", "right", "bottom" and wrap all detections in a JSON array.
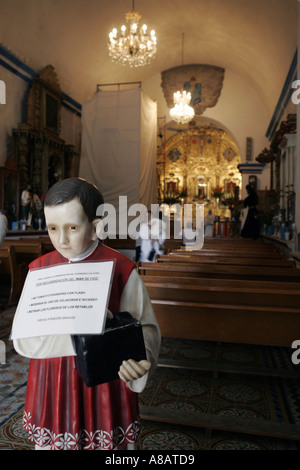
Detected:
[{"left": 156, "top": 120, "right": 242, "bottom": 233}]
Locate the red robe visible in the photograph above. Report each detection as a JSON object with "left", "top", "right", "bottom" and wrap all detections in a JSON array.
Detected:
[{"left": 23, "top": 243, "right": 139, "bottom": 450}]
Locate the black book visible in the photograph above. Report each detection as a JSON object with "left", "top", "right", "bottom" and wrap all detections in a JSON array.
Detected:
[{"left": 72, "top": 312, "right": 147, "bottom": 387}]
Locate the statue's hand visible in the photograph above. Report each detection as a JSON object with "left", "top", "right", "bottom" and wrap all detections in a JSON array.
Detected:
[{"left": 118, "top": 359, "right": 151, "bottom": 382}]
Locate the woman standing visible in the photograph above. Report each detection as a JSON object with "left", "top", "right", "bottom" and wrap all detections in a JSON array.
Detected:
[{"left": 241, "top": 184, "right": 260, "bottom": 240}]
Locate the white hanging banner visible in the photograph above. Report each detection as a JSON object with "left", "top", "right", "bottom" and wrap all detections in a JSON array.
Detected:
[
  {"left": 140, "top": 91, "right": 157, "bottom": 209},
  {"left": 79, "top": 87, "right": 157, "bottom": 231}
]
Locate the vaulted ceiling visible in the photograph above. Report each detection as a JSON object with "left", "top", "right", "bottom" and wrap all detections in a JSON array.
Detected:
[{"left": 1, "top": 0, "right": 298, "bottom": 119}]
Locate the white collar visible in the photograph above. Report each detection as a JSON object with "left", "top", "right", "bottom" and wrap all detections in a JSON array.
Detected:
[{"left": 68, "top": 239, "right": 99, "bottom": 263}]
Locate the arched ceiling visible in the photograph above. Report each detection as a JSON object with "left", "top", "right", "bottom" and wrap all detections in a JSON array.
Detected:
[{"left": 0, "top": 0, "right": 298, "bottom": 117}]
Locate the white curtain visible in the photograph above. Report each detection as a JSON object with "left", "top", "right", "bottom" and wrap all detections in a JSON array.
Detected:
[
  {"left": 80, "top": 87, "right": 157, "bottom": 231},
  {"left": 140, "top": 92, "right": 157, "bottom": 209}
]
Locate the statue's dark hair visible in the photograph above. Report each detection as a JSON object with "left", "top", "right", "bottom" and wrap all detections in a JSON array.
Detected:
[{"left": 44, "top": 178, "right": 104, "bottom": 222}]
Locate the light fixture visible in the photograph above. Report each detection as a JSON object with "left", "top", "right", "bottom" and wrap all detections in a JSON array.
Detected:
[
  {"left": 170, "top": 90, "right": 195, "bottom": 124},
  {"left": 169, "top": 34, "right": 195, "bottom": 124},
  {"left": 108, "top": 0, "right": 157, "bottom": 67}
]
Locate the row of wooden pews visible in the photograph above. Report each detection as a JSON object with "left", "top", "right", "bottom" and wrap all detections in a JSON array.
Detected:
[
  {"left": 138, "top": 238, "right": 300, "bottom": 440},
  {"left": 0, "top": 237, "right": 53, "bottom": 307},
  {"left": 138, "top": 239, "right": 300, "bottom": 347}
]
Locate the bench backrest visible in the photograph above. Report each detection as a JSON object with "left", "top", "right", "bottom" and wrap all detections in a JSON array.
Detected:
[
  {"left": 156, "top": 254, "right": 294, "bottom": 267},
  {"left": 137, "top": 262, "right": 300, "bottom": 281}
]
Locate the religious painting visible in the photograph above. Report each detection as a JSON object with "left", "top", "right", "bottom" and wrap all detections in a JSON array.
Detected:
[
  {"left": 166, "top": 180, "right": 177, "bottom": 193},
  {"left": 184, "top": 80, "right": 202, "bottom": 107},
  {"left": 223, "top": 147, "right": 237, "bottom": 162},
  {"left": 168, "top": 148, "right": 181, "bottom": 162},
  {"left": 224, "top": 178, "right": 240, "bottom": 196},
  {"left": 164, "top": 178, "right": 180, "bottom": 203},
  {"left": 161, "top": 64, "right": 225, "bottom": 115},
  {"left": 197, "top": 184, "right": 207, "bottom": 199},
  {"left": 225, "top": 180, "right": 236, "bottom": 192}
]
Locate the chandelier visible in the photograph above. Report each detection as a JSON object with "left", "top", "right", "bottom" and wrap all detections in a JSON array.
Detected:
[
  {"left": 169, "top": 34, "right": 195, "bottom": 124},
  {"left": 108, "top": 1, "right": 157, "bottom": 67},
  {"left": 170, "top": 90, "right": 195, "bottom": 124}
]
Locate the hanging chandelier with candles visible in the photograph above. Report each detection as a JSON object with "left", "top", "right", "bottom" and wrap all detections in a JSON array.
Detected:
[
  {"left": 170, "top": 90, "right": 195, "bottom": 124},
  {"left": 169, "top": 34, "right": 195, "bottom": 124},
  {"left": 108, "top": 1, "right": 157, "bottom": 67}
]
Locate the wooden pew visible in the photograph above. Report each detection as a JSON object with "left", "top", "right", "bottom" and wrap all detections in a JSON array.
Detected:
[
  {"left": 4, "top": 236, "right": 52, "bottom": 248},
  {"left": 2, "top": 240, "right": 43, "bottom": 266},
  {"left": 150, "top": 299, "right": 300, "bottom": 347},
  {"left": 138, "top": 233, "right": 300, "bottom": 345},
  {"left": 0, "top": 239, "right": 54, "bottom": 307},
  {"left": 178, "top": 238, "right": 279, "bottom": 249},
  {"left": 141, "top": 274, "right": 300, "bottom": 291},
  {"left": 171, "top": 248, "right": 284, "bottom": 259},
  {"left": 139, "top": 235, "right": 300, "bottom": 343},
  {"left": 0, "top": 245, "right": 27, "bottom": 307},
  {"left": 39, "top": 239, "right": 54, "bottom": 254},
  {"left": 138, "top": 261, "right": 300, "bottom": 282},
  {"left": 2, "top": 237, "right": 53, "bottom": 265},
  {"left": 103, "top": 237, "right": 181, "bottom": 253},
  {"left": 140, "top": 276, "right": 300, "bottom": 347},
  {"left": 142, "top": 276, "right": 300, "bottom": 308},
  {"left": 156, "top": 253, "right": 294, "bottom": 268},
  {"left": 200, "top": 238, "right": 267, "bottom": 245},
  {"left": 179, "top": 242, "right": 280, "bottom": 253},
  {"left": 4, "top": 240, "right": 42, "bottom": 253},
  {"left": 103, "top": 237, "right": 135, "bottom": 250},
  {"left": 140, "top": 238, "right": 300, "bottom": 440}
]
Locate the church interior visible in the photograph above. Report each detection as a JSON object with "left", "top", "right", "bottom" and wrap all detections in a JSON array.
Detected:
[{"left": 1, "top": 0, "right": 300, "bottom": 451}]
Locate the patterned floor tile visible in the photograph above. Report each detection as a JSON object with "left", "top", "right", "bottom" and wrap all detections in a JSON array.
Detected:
[{"left": 1, "top": 308, "right": 300, "bottom": 450}]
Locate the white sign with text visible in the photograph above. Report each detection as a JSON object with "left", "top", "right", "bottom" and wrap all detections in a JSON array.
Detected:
[{"left": 11, "top": 261, "right": 114, "bottom": 339}]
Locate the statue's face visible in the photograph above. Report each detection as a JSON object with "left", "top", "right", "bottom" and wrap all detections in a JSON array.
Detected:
[{"left": 45, "top": 198, "right": 97, "bottom": 260}]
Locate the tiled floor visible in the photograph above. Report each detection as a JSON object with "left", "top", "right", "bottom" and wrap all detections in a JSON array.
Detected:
[{"left": 1, "top": 308, "right": 300, "bottom": 450}]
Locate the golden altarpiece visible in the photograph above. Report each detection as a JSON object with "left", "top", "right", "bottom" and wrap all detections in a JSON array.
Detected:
[
  {"left": 4, "top": 65, "right": 79, "bottom": 224},
  {"left": 156, "top": 121, "right": 242, "bottom": 219}
]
